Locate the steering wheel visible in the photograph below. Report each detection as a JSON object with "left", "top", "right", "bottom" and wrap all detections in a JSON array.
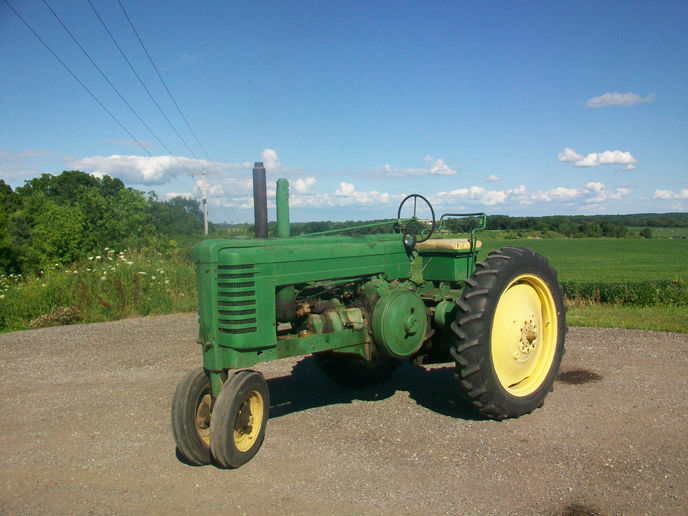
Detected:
[{"left": 396, "top": 194, "right": 436, "bottom": 246}]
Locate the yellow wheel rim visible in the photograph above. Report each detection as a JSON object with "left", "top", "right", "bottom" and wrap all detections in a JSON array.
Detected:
[
  {"left": 233, "top": 390, "right": 264, "bottom": 453},
  {"left": 195, "top": 390, "right": 212, "bottom": 447},
  {"left": 491, "top": 273, "right": 558, "bottom": 397}
]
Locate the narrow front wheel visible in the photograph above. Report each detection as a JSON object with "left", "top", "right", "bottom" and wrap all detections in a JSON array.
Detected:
[
  {"left": 210, "top": 370, "right": 269, "bottom": 468},
  {"left": 171, "top": 367, "right": 213, "bottom": 465}
]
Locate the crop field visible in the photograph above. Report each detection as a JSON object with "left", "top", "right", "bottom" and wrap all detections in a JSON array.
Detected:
[{"left": 476, "top": 236, "right": 688, "bottom": 283}]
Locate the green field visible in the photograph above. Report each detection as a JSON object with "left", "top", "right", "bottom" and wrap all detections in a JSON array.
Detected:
[{"left": 476, "top": 236, "right": 688, "bottom": 283}]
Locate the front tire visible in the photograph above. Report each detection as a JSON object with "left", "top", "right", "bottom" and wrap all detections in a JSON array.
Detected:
[
  {"left": 171, "top": 367, "right": 213, "bottom": 465},
  {"left": 451, "top": 247, "right": 566, "bottom": 419},
  {"left": 210, "top": 370, "right": 269, "bottom": 468}
]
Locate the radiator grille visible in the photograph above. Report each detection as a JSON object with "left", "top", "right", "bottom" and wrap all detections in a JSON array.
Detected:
[{"left": 217, "top": 264, "right": 257, "bottom": 334}]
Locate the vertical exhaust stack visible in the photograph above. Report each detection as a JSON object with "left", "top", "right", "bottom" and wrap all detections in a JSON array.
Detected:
[
  {"left": 276, "top": 178, "right": 290, "bottom": 238},
  {"left": 252, "top": 161, "right": 268, "bottom": 238}
]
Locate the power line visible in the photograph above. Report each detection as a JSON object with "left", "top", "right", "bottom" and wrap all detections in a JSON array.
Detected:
[
  {"left": 86, "top": 0, "right": 200, "bottom": 163},
  {"left": 118, "top": 0, "right": 243, "bottom": 225},
  {"left": 118, "top": 0, "right": 243, "bottom": 224},
  {"left": 8, "top": 0, "right": 241, "bottom": 224},
  {"left": 115, "top": 0, "right": 220, "bottom": 177},
  {"left": 39, "top": 0, "right": 195, "bottom": 181},
  {"left": 4, "top": 0, "right": 148, "bottom": 161},
  {"left": 4, "top": 0, "right": 191, "bottom": 194}
]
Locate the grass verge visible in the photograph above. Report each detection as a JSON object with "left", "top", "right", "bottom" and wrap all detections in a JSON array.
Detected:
[
  {"left": 0, "top": 247, "right": 196, "bottom": 332},
  {"left": 567, "top": 304, "right": 688, "bottom": 333}
]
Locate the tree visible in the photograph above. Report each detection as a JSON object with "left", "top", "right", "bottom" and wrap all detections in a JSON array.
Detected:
[{"left": 0, "top": 180, "right": 21, "bottom": 273}]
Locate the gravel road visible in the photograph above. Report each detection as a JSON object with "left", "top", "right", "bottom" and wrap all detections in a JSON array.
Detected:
[{"left": 0, "top": 314, "right": 686, "bottom": 515}]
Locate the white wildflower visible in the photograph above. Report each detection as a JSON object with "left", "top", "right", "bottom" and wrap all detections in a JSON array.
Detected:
[
  {"left": 152, "top": 276, "right": 156, "bottom": 280},
  {"left": 100, "top": 276, "right": 107, "bottom": 281},
  {"left": 95, "top": 256, "right": 102, "bottom": 260},
  {"left": 138, "top": 271, "right": 147, "bottom": 275}
]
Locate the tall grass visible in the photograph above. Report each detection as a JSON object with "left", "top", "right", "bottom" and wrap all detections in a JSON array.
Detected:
[{"left": 0, "top": 247, "right": 197, "bottom": 332}]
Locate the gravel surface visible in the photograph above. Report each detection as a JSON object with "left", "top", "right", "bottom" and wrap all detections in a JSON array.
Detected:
[{"left": 0, "top": 314, "right": 686, "bottom": 515}]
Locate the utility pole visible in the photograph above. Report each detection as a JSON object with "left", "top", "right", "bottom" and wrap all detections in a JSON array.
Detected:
[
  {"left": 191, "top": 169, "right": 210, "bottom": 235},
  {"left": 200, "top": 169, "right": 208, "bottom": 235}
]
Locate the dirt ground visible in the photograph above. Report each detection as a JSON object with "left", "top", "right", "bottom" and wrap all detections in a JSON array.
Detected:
[{"left": 0, "top": 314, "right": 686, "bottom": 515}]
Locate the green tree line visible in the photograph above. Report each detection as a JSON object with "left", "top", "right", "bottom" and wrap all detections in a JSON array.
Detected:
[{"left": 1, "top": 171, "right": 205, "bottom": 275}]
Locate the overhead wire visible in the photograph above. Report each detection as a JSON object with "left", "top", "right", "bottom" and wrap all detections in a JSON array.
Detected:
[
  {"left": 86, "top": 0, "right": 200, "bottom": 162},
  {"left": 7, "top": 0, "right": 242, "bottom": 224},
  {"left": 115, "top": 0, "right": 220, "bottom": 176},
  {"left": 2, "top": 0, "right": 166, "bottom": 171},
  {"left": 115, "top": 0, "right": 240, "bottom": 225},
  {"left": 38, "top": 0, "right": 196, "bottom": 184}
]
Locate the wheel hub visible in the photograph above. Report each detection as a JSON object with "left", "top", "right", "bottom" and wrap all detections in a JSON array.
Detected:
[
  {"left": 516, "top": 319, "right": 538, "bottom": 359},
  {"left": 235, "top": 399, "right": 254, "bottom": 435},
  {"left": 195, "top": 393, "right": 212, "bottom": 446}
]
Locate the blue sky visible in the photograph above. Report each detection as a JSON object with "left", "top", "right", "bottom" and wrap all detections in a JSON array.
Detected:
[{"left": 1, "top": 0, "right": 686, "bottom": 223}]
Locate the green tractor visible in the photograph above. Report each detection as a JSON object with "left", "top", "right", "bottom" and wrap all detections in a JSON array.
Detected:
[{"left": 172, "top": 163, "right": 566, "bottom": 468}]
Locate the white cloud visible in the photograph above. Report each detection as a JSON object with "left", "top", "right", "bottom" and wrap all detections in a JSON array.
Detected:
[
  {"left": 433, "top": 185, "right": 527, "bottom": 207},
  {"left": 261, "top": 148, "right": 281, "bottom": 171},
  {"left": 429, "top": 182, "right": 632, "bottom": 209},
  {"left": 164, "top": 192, "right": 194, "bottom": 200},
  {"left": 597, "top": 150, "right": 637, "bottom": 166},
  {"left": 292, "top": 177, "right": 317, "bottom": 194},
  {"left": 557, "top": 148, "right": 637, "bottom": 168},
  {"left": 653, "top": 189, "right": 688, "bottom": 200},
  {"left": 335, "top": 182, "right": 355, "bottom": 196},
  {"left": 379, "top": 155, "right": 458, "bottom": 176},
  {"left": 485, "top": 174, "right": 499, "bottom": 182},
  {"left": 586, "top": 92, "right": 656, "bottom": 108},
  {"left": 68, "top": 154, "right": 251, "bottom": 185},
  {"left": 287, "top": 181, "right": 394, "bottom": 209},
  {"left": 530, "top": 186, "right": 583, "bottom": 203},
  {"left": 557, "top": 147, "right": 584, "bottom": 163}
]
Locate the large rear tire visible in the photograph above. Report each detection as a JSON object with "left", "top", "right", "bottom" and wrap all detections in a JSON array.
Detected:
[{"left": 451, "top": 246, "right": 566, "bottom": 419}]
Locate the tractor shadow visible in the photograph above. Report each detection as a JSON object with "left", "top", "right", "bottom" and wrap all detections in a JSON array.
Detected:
[{"left": 267, "top": 357, "right": 481, "bottom": 421}]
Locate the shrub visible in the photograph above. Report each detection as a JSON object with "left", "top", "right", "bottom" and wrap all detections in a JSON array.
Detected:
[{"left": 562, "top": 279, "right": 687, "bottom": 306}]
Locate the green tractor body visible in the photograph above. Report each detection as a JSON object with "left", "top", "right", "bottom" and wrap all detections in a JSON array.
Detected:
[{"left": 172, "top": 168, "right": 566, "bottom": 469}]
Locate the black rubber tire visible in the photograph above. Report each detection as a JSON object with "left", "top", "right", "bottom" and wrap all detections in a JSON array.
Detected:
[
  {"left": 171, "top": 367, "right": 213, "bottom": 466},
  {"left": 314, "top": 352, "right": 402, "bottom": 388},
  {"left": 451, "top": 246, "right": 567, "bottom": 420},
  {"left": 210, "top": 370, "right": 269, "bottom": 469}
]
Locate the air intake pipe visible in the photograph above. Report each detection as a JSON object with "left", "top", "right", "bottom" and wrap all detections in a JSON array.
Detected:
[{"left": 252, "top": 162, "right": 268, "bottom": 238}]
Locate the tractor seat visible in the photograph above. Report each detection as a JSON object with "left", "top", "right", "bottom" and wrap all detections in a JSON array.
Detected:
[{"left": 416, "top": 238, "right": 482, "bottom": 252}]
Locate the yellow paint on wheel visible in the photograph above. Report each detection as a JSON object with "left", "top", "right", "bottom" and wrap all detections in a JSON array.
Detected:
[
  {"left": 195, "top": 391, "right": 212, "bottom": 447},
  {"left": 491, "top": 274, "right": 558, "bottom": 396},
  {"left": 233, "top": 390, "right": 265, "bottom": 453}
]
